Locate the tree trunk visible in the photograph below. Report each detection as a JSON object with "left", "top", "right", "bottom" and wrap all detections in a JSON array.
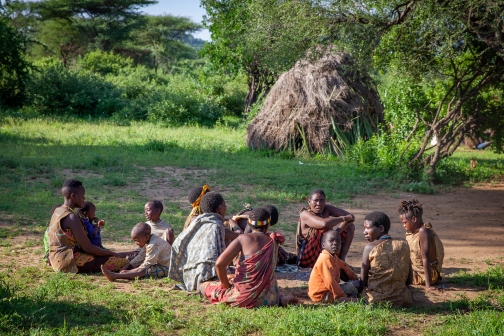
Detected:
[
  {"left": 244, "top": 74, "right": 259, "bottom": 118},
  {"left": 243, "top": 65, "right": 277, "bottom": 119}
]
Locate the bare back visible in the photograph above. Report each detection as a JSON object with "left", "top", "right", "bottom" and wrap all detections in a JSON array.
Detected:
[{"left": 239, "top": 233, "right": 272, "bottom": 256}]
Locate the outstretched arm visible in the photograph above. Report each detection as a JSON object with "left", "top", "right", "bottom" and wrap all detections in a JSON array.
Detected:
[
  {"left": 300, "top": 211, "right": 353, "bottom": 230},
  {"left": 61, "top": 214, "right": 121, "bottom": 257},
  {"left": 419, "top": 227, "right": 435, "bottom": 289},
  {"left": 214, "top": 237, "right": 242, "bottom": 289}
]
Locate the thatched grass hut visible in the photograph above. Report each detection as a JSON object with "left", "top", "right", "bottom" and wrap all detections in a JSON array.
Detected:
[{"left": 246, "top": 52, "right": 384, "bottom": 155}]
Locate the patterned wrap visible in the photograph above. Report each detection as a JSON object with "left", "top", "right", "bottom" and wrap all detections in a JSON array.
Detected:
[
  {"left": 405, "top": 222, "right": 444, "bottom": 285},
  {"left": 47, "top": 206, "right": 79, "bottom": 273},
  {"left": 200, "top": 232, "right": 283, "bottom": 308},
  {"left": 365, "top": 239, "right": 413, "bottom": 307},
  {"left": 168, "top": 212, "right": 226, "bottom": 291},
  {"left": 146, "top": 264, "right": 170, "bottom": 278}
]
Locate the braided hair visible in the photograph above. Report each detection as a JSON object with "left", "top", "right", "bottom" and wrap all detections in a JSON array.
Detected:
[{"left": 397, "top": 199, "right": 423, "bottom": 219}]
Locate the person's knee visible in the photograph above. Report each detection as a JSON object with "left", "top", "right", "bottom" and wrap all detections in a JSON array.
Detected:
[{"left": 346, "top": 222, "right": 355, "bottom": 236}]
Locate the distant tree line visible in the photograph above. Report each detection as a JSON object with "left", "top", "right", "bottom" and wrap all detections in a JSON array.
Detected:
[{"left": 0, "top": 0, "right": 205, "bottom": 106}]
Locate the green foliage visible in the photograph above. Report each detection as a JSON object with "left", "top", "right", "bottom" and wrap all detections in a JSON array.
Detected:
[
  {"left": 128, "top": 15, "right": 202, "bottom": 72},
  {"left": 79, "top": 51, "right": 134, "bottom": 76},
  {"left": 35, "top": 0, "right": 156, "bottom": 52},
  {"left": 26, "top": 61, "right": 124, "bottom": 117},
  {"left": 144, "top": 83, "right": 225, "bottom": 126},
  {"left": 0, "top": 18, "right": 30, "bottom": 107},
  {"left": 346, "top": 132, "right": 418, "bottom": 172}
]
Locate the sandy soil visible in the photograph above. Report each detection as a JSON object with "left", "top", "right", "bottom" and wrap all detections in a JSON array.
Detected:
[
  {"left": 275, "top": 183, "right": 504, "bottom": 306},
  {"left": 2, "top": 178, "right": 504, "bottom": 311}
]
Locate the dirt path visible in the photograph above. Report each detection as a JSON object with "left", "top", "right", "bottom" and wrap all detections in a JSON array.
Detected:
[{"left": 2, "top": 183, "right": 504, "bottom": 310}]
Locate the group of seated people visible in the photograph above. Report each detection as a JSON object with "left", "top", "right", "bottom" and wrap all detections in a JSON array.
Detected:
[{"left": 45, "top": 179, "right": 444, "bottom": 308}]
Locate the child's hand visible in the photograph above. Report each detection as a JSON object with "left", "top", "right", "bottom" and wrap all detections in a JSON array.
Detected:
[{"left": 97, "top": 220, "right": 105, "bottom": 227}]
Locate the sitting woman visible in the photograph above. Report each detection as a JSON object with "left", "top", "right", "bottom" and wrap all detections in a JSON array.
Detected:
[
  {"left": 201, "top": 207, "right": 297, "bottom": 308},
  {"left": 169, "top": 191, "right": 227, "bottom": 291},
  {"left": 361, "top": 211, "right": 412, "bottom": 307},
  {"left": 47, "top": 179, "right": 128, "bottom": 273},
  {"left": 183, "top": 185, "right": 211, "bottom": 230}
]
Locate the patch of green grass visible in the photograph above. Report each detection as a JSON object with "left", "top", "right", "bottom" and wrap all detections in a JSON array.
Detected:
[
  {"left": 400, "top": 181, "right": 435, "bottom": 194},
  {"left": 425, "top": 310, "right": 504, "bottom": 335},
  {"left": 187, "top": 303, "right": 395, "bottom": 335},
  {"left": 446, "top": 266, "right": 504, "bottom": 289},
  {"left": 0, "top": 227, "right": 22, "bottom": 238},
  {"left": 0, "top": 117, "right": 503, "bottom": 335}
]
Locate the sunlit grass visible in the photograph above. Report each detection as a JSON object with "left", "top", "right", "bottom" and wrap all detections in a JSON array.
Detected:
[{"left": 1, "top": 117, "right": 504, "bottom": 335}]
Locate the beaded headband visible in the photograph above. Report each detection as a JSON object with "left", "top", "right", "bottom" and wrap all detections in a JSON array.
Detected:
[{"left": 248, "top": 218, "right": 270, "bottom": 227}]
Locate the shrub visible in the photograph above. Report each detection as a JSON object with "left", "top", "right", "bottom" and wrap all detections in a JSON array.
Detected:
[
  {"left": 79, "top": 50, "right": 134, "bottom": 76},
  {"left": 0, "top": 19, "right": 30, "bottom": 107},
  {"left": 26, "top": 61, "right": 125, "bottom": 117},
  {"left": 112, "top": 74, "right": 226, "bottom": 125},
  {"left": 347, "top": 131, "right": 417, "bottom": 172}
]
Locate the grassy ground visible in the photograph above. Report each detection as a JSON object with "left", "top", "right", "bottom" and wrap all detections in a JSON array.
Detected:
[{"left": 1, "top": 117, "right": 504, "bottom": 335}]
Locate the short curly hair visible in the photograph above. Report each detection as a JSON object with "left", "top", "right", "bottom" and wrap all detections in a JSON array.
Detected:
[
  {"left": 131, "top": 222, "right": 151, "bottom": 237},
  {"left": 397, "top": 199, "right": 423, "bottom": 219},
  {"left": 262, "top": 205, "right": 279, "bottom": 225},
  {"left": 364, "top": 211, "right": 391, "bottom": 234},
  {"left": 200, "top": 192, "right": 224, "bottom": 214},
  {"left": 76, "top": 201, "right": 95, "bottom": 218},
  {"left": 188, "top": 186, "right": 211, "bottom": 204},
  {"left": 248, "top": 207, "right": 271, "bottom": 232},
  {"left": 309, "top": 189, "right": 325, "bottom": 199},
  {"left": 147, "top": 200, "right": 164, "bottom": 212},
  {"left": 62, "top": 179, "right": 83, "bottom": 197},
  {"left": 249, "top": 207, "right": 271, "bottom": 222}
]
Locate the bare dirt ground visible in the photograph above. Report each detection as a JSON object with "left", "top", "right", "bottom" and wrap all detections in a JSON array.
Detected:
[
  {"left": 275, "top": 183, "right": 504, "bottom": 307},
  {"left": 2, "top": 178, "right": 504, "bottom": 312}
]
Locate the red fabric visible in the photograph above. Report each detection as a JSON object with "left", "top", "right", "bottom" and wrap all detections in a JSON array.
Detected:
[
  {"left": 202, "top": 232, "right": 283, "bottom": 308},
  {"left": 297, "top": 224, "right": 348, "bottom": 269},
  {"left": 297, "top": 228, "right": 328, "bottom": 268}
]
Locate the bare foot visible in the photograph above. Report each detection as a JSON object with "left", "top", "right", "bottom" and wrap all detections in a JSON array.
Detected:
[
  {"left": 280, "top": 295, "right": 299, "bottom": 306},
  {"left": 101, "top": 265, "right": 116, "bottom": 282}
]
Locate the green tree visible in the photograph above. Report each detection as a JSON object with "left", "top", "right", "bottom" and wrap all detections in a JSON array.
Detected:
[
  {"left": 201, "top": 0, "right": 330, "bottom": 115},
  {"left": 341, "top": 0, "right": 504, "bottom": 178},
  {"left": 129, "top": 15, "right": 201, "bottom": 74},
  {"left": 0, "top": 5, "right": 30, "bottom": 107},
  {"left": 203, "top": 0, "right": 504, "bottom": 178},
  {"left": 34, "top": 0, "right": 156, "bottom": 62}
]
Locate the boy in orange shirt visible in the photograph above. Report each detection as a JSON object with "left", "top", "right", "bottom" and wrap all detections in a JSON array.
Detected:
[{"left": 308, "top": 231, "right": 361, "bottom": 303}]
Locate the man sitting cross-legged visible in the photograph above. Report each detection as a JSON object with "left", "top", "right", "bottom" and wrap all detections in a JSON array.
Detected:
[
  {"left": 297, "top": 189, "right": 355, "bottom": 268},
  {"left": 101, "top": 222, "right": 171, "bottom": 281},
  {"left": 201, "top": 207, "right": 297, "bottom": 308}
]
